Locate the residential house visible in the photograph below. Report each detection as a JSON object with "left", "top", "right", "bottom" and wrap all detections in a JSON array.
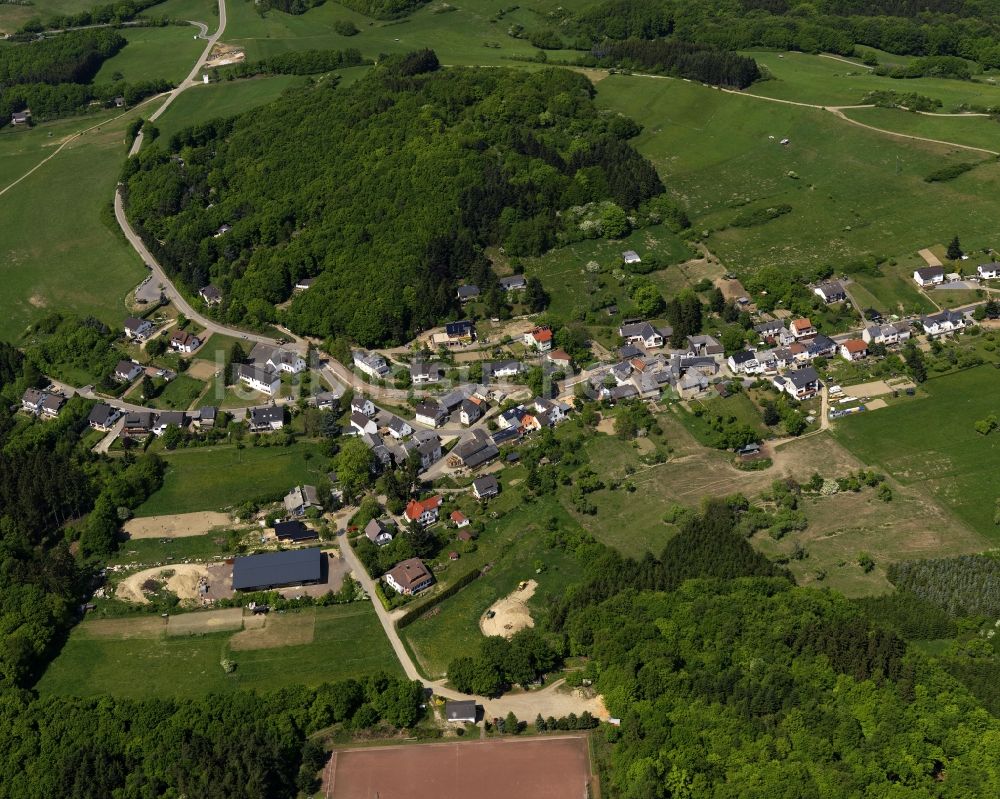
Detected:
[
  {"left": 351, "top": 396, "right": 376, "bottom": 418},
  {"left": 862, "top": 323, "right": 908, "bottom": 346},
  {"left": 445, "top": 700, "right": 477, "bottom": 724},
  {"left": 450, "top": 511, "right": 470, "bottom": 528},
  {"left": 727, "top": 350, "right": 760, "bottom": 374},
  {"left": 214, "top": 224, "right": 232, "bottom": 237},
  {"left": 913, "top": 266, "right": 945, "bottom": 287},
  {"left": 457, "top": 285, "right": 480, "bottom": 302},
  {"left": 122, "top": 411, "right": 155, "bottom": 437},
  {"left": 350, "top": 412, "right": 378, "bottom": 436},
  {"left": 754, "top": 320, "right": 794, "bottom": 346},
  {"left": 123, "top": 317, "right": 153, "bottom": 340},
  {"left": 459, "top": 398, "right": 483, "bottom": 426},
  {"left": 267, "top": 348, "right": 306, "bottom": 374},
  {"left": 312, "top": 392, "right": 339, "bottom": 411},
  {"left": 39, "top": 393, "right": 65, "bottom": 418},
  {"left": 88, "top": 403, "right": 122, "bottom": 432},
  {"left": 608, "top": 383, "right": 640, "bottom": 402},
  {"left": 840, "top": 339, "right": 868, "bottom": 361},
  {"left": 687, "top": 334, "right": 724, "bottom": 357},
  {"left": 196, "top": 406, "right": 218, "bottom": 428},
  {"left": 199, "top": 285, "right": 222, "bottom": 305},
  {"left": 533, "top": 397, "right": 568, "bottom": 424},
  {"left": 622, "top": 250, "right": 642, "bottom": 265},
  {"left": 384, "top": 558, "right": 433, "bottom": 596},
  {"left": 444, "top": 320, "right": 475, "bottom": 343},
  {"left": 774, "top": 367, "right": 820, "bottom": 400},
  {"left": 472, "top": 474, "right": 499, "bottom": 500},
  {"left": 386, "top": 416, "right": 413, "bottom": 440},
  {"left": 485, "top": 360, "right": 523, "bottom": 380},
  {"left": 237, "top": 364, "right": 281, "bottom": 396},
  {"left": 415, "top": 401, "right": 447, "bottom": 428},
  {"left": 284, "top": 485, "right": 321, "bottom": 516},
  {"left": 921, "top": 309, "right": 966, "bottom": 337},
  {"left": 524, "top": 326, "right": 553, "bottom": 352},
  {"left": 405, "top": 496, "right": 443, "bottom": 526},
  {"left": 788, "top": 342, "right": 810, "bottom": 363},
  {"left": 416, "top": 436, "right": 443, "bottom": 469},
  {"left": 977, "top": 263, "right": 1000, "bottom": 279},
  {"left": 294, "top": 277, "right": 315, "bottom": 291},
  {"left": 499, "top": 275, "right": 527, "bottom": 291},
  {"left": 756, "top": 349, "right": 778, "bottom": 374},
  {"left": 169, "top": 330, "right": 202, "bottom": 353},
  {"left": 790, "top": 318, "right": 815, "bottom": 339},
  {"left": 546, "top": 349, "right": 572, "bottom": 370},
  {"left": 353, "top": 350, "right": 390, "bottom": 379},
  {"left": 814, "top": 281, "right": 847, "bottom": 303},
  {"left": 20, "top": 388, "right": 47, "bottom": 414},
  {"left": 114, "top": 360, "right": 143, "bottom": 383},
  {"left": 453, "top": 428, "right": 499, "bottom": 469},
  {"left": 365, "top": 518, "right": 395, "bottom": 546},
  {"left": 496, "top": 407, "right": 524, "bottom": 430},
  {"left": 152, "top": 412, "right": 187, "bottom": 436},
  {"left": 807, "top": 334, "right": 837, "bottom": 359},
  {"left": 619, "top": 321, "right": 663, "bottom": 349},
  {"left": 11, "top": 110, "right": 31, "bottom": 125},
  {"left": 273, "top": 520, "right": 317, "bottom": 543},
  {"left": 410, "top": 361, "right": 444, "bottom": 384},
  {"left": 247, "top": 405, "right": 285, "bottom": 432}
]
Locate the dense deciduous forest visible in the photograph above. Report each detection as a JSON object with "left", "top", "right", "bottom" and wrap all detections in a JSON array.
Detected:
[
  {"left": 222, "top": 47, "right": 368, "bottom": 78},
  {"left": 584, "top": 38, "right": 761, "bottom": 88},
  {"left": 122, "top": 52, "right": 664, "bottom": 344},
  {"left": 338, "top": 0, "right": 427, "bottom": 19},
  {"left": 568, "top": 0, "right": 1000, "bottom": 69},
  {"left": 0, "top": 77, "right": 170, "bottom": 122},
  {"left": 0, "top": 29, "right": 124, "bottom": 86}
]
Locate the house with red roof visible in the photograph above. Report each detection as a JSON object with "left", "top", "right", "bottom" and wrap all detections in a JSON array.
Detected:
[
  {"left": 523, "top": 326, "right": 553, "bottom": 352},
  {"left": 405, "top": 495, "right": 443, "bottom": 525}
]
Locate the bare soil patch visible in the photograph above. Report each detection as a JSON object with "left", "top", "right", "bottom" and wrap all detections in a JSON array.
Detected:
[
  {"left": 116, "top": 562, "right": 233, "bottom": 604},
  {"left": 229, "top": 609, "right": 316, "bottom": 650},
  {"left": 919, "top": 248, "right": 943, "bottom": 267},
  {"left": 480, "top": 580, "right": 537, "bottom": 638},
  {"left": 185, "top": 360, "right": 220, "bottom": 381},
  {"left": 166, "top": 607, "right": 244, "bottom": 636},
  {"left": 841, "top": 380, "right": 894, "bottom": 398},
  {"left": 204, "top": 43, "right": 245, "bottom": 68},
  {"left": 124, "top": 511, "right": 233, "bottom": 539},
  {"left": 595, "top": 417, "right": 616, "bottom": 435},
  {"left": 326, "top": 736, "right": 593, "bottom": 799},
  {"left": 865, "top": 398, "right": 888, "bottom": 410}
]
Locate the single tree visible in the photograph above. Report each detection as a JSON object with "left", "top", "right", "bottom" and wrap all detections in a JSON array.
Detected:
[{"left": 947, "top": 235, "right": 963, "bottom": 260}]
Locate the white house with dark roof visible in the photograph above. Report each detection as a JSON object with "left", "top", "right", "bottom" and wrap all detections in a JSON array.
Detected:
[
  {"left": 386, "top": 416, "right": 413, "bottom": 440},
  {"left": 199, "top": 285, "right": 222, "bottom": 305},
  {"left": 727, "top": 350, "right": 760, "bottom": 374},
  {"left": 364, "top": 518, "right": 395, "bottom": 546},
  {"left": 459, "top": 398, "right": 483, "bottom": 426},
  {"left": 88, "top": 403, "right": 122, "bottom": 431},
  {"left": 410, "top": 361, "right": 444, "bottom": 384},
  {"left": 862, "top": 323, "right": 909, "bottom": 346},
  {"left": 352, "top": 350, "right": 389, "bottom": 379},
  {"left": 456, "top": 285, "right": 480, "bottom": 302},
  {"left": 619, "top": 321, "right": 663, "bottom": 349},
  {"left": 913, "top": 266, "right": 945, "bottom": 287},
  {"left": 267, "top": 348, "right": 306, "bottom": 374},
  {"left": 152, "top": 412, "right": 187, "bottom": 436},
  {"left": 415, "top": 401, "right": 447, "bottom": 428},
  {"left": 977, "top": 263, "right": 1000, "bottom": 279},
  {"left": 350, "top": 412, "right": 378, "bottom": 436},
  {"left": 472, "top": 474, "right": 500, "bottom": 499},
  {"left": 248, "top": 405, "right": 284, "bottom": 432},
  {"left": 921, "top": 309, "right": 966, "bottom": 337},
  {"left": 774, "top": 367, "right": 820, "bottom": 400},
  {"left": 169, "top": 330, "right": 202, "bottom": 353},
  {"left": 350, "top": 395, "right": 376, "bottom": 418},
  {"left": 813, "top": 281, "right": 847, "bottom": 303},
  {"left": 499, "top": 275, "right": 527, "bottom": 291},
  {"left": 123, "top": 317, "right": 153, "bottom": 340},
  {"left": 237, "top": 363, "right": 281, "bottom": 396},
  {"left": 114, "top": 360, "right": 143, "bottom": 383},
  {"left": 485, "top": 360, "right": 522, "bottom": 380},
  {"left": 284, "top": 485, "right": 322, "bottom": 516}
]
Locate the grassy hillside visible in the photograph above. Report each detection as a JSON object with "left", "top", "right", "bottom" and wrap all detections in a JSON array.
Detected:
[{"left": 93, "top": 25, "right": 204, "bottom": 85}]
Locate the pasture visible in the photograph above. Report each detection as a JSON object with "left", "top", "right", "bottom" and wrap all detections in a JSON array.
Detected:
[
  {"left": 749, "top": 50, "right": 1000, "bottom": 111},
  {"left": 93, "top": 25, "right": 205, "bottom": 85},
  {"left": 841, "top": 107, "right": 1000, "bottom": 155},
  {"left": 594, "top": 75, "right": 1000, "bottom": 277},
  {"left": 833, "top": 366, "right": 1000, "bottom": 541},
  {"left": 134, "top": 441, "right": 326, "bottom": 516},
  {"left": 847, "top": 258, "right": 937, "bottom": 316},
  {"left": 37, "top": 603, "right": 401, "bottom": 698},
  {"left": 0, "top": 0, "right": 93, "bottom": 32},
  {"left": 0, "top": 110, "right": 146, "bottom": 341}
]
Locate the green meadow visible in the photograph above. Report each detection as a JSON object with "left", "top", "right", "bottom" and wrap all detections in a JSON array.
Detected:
[
  {"left": 135, "top": 441, "right": 327, "bottom": 516},
  {"left": 0, "top": 112, "right": 146, "bottom": 342},
  {"left": 594, "top": 74, "right": 1000, "bottom": 276},
  {"left": 0, "top": 0, "right": 93, "bottom": 32},
  {"left": 38, "top": 604, "right": 401, "bottom": 698},
  {"left": 833, "top": 366, "right": 1000, "bottom": 541},
  {"left": 94, "top": 25, "right": 205, "bottom": 85},
  {"left": 841, "top": 106, "right": 1000, "bottom": 154}
]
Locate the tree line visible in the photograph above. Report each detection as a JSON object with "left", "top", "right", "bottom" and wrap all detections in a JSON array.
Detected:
[
  {"left": 0, "top": 77, "right": 169, "bottom": 125},
  {"left": 17, "top": 0, "right": 162, "bottom": 34},
  {"left": 583, "top": 37, "right": 761, "bottom": 88},
  {"left": 223, "top": 47, "right": 369, "bottom": 78},
  {"left": 122, "top": 53, "right": 665, "bottom": 345},
  {"left": 0, "top": 29, "right": 125, "bottom": 87}
]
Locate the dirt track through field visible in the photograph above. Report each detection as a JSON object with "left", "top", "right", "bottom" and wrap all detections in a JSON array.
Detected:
[
  {"left": 480, "top": 580, "right": 537, "bottom": 638},
  {"left": 167, "top": 606, "right": 244, "bottom": 636},
  {"left": 124, "top": 511, "right": 232, "bottom": 538}
]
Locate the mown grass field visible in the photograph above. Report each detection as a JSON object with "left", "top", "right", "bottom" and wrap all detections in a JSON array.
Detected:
[
  {"left": 153, "top": 75, "right": 307, "bottom": 142},
  {"left": 841, "top": 107, "right": 1000, "bottom": 155},
  {"left": 93, "top": 25, "right": 205, "bottom": 85},
  {"left": 145, "top": 0, "right": 217, "bottom": 22},
  {"left": 135, "top": 441, "right": 326, "bottom": 515},
  {"left": 0, "top": 111, "right": 146, "bottom": 342},
  {"left": 37, "top": 603, "right": 401, "bottom": 698},
  {"left": 847, "top": 258, "right": 938, "bottom": 316},
  {"left": 0, "top": 0, "right": 93, "bottom": 32},
  {"left": 749, "top": 50, "right": 1000, "bottom": 111},
  {"left": 594, "top": 74, "right": 1000, "bottom": 277},
  {"left": 401, "top": 499, "right": 587, "bottom": 678},
  {"left": 833, "top": 366, "right": 1000, "bottom": 541}
]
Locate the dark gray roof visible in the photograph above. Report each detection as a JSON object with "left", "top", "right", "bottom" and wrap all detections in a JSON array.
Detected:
[
  {"left": 445, "top": 700, "right": 477, "bottom": 721},
  {"left": 232, "top": 548, "right": 322, "bottom": 591},
  {"left": 457, "top": 285, "right": 480, "bottom": 299},
  {"left": 730, "top": 350, "right": 757, "bottom": 365},
  {"left": 199, "top": 406, "right": 217, "bottom": 420},
  {"left": 155, "top": 411, "right": 186, "bottom": 428},
  {"left": 787, "top": 367, "right": 819, "bottom": 388},
  {"left": 88, "top": 403, "right": 118, "bottom": 426},
  {"left": 274, "top": 520, "right": 316, "bottom": 542},
  {"left": 249, "top": 405, "right": 283, "bottom": 425},
  {"left": 915, "top": 265, "right": 944, "bottom": 278},
  {"left": 473, "top": 475, "right": 499, "bottom": 495},
  {"left": 365, "top": 518, "right": 395, "bottom": 542},
  {"left": 124, "top": 411, "right": 155, "bottom": 427},
  {"left": 415, "top": 400, "right": 445, "bottom": 419},
  {"left": 499, "top": 275, "right": 527, "bottom": 290}
]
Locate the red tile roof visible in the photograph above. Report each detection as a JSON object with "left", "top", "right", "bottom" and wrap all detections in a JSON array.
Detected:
[{"left": 405, "top": 495, "right": 442, "bottom": 521}]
